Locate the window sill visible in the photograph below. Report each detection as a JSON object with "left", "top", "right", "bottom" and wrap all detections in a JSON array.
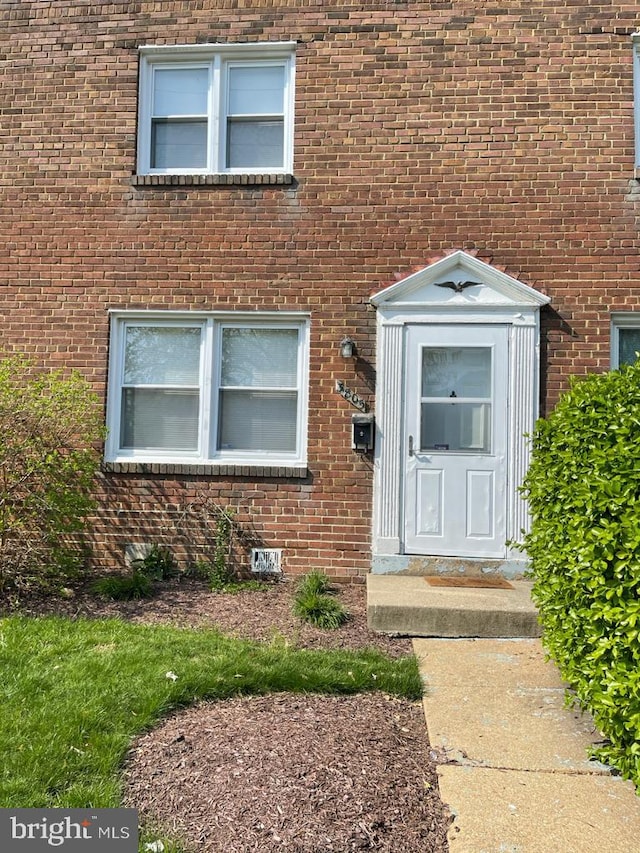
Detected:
[
  {"left": 130, "top": 173, "right": 295, "bottom": 188},
  {"left": 102, "top": 460, "right": 308, "bottom": 478}
]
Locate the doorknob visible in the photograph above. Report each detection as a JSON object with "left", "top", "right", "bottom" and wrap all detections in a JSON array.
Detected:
[{"left": 408, "top": 435, "right": 414, "bottom": 457}]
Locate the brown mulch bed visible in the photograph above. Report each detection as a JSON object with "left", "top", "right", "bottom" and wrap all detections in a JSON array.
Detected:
[
  {"left": 10, "top": 577, "right": 412, "bottom": 658},
  {"left": 124, "top": 692, "right": 449, "bottom": 853},
  {"left": 6, "top": 578, "right": 451, "bottom": 852}
]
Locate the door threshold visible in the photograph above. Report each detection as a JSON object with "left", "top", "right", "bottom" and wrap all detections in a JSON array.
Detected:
[{"left": 371, "top": 554, "right": 529, "bottom": 580}]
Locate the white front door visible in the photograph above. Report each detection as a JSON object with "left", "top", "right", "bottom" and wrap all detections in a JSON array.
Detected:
[{"left": 404, "top": 324, "right": 509, "bottom": 558}]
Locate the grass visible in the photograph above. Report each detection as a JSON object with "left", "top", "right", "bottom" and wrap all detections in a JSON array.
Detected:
[
  {"left": 293, "top": 570, "right": 349, "bottom": 628},
  {"left": 0, "top": 615, "right": 421, "bottom": 817}
]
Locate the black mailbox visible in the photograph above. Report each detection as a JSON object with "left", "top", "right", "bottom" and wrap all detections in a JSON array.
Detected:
[{"left": 351, "top": 413, "right": 375, "bottom": 453}]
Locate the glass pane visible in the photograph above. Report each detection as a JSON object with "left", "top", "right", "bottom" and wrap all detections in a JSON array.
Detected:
[
  {"left": 218, "top": 390, "right": 297, "bottom": 452},
  {"left": 619, "top": 328, "right": 640, "bottom": 366},
  {"left": 228, "top": 65, "right": 285, "bottom": 115},
  {"left": 227, "top": 119, "right": 284, "bottom": 168},
  {"left": 153, "top": 67, "right": 209, "bottom": 116},
  {"left": 421, "top": 402, "right": 491, "bottom": 452},
  {"left": 151, "top": 120, "right": 208, "bottom": 169},
  {"left": 124, "top": 326, "right": 201, "bottom": 385},
  {"left": 121, "top": 389, "right": 199, "bottom": 451},
  {"left": 422, "top": 347, "right": 492, "bottom": 398},
  {"left": 221, "top": 328, "right": 298, "bottom": 387}
]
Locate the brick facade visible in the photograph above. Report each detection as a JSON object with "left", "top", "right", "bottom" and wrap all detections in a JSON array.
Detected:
[{"left": 1, "top": 1, "right": 639, "bottom": 581}]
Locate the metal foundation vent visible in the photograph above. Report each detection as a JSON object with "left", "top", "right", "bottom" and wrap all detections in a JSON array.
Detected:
[{"left": 251, "top": 548, "right": 283, "bottom": 574}]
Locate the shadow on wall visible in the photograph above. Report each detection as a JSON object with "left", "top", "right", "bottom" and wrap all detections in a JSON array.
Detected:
[
  {"left": 89, "top": 473, "right": 284, "bottom": 578},
  {"left": 539, "top": 304, "right": 580, "bottom": 418}
]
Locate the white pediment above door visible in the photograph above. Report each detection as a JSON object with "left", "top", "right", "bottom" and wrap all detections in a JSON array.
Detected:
[{"left": 371, "top": 250, "right": 550, "bottom": 312}]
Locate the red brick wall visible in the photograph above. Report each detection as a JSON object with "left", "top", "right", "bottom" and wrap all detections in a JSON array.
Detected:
[{"left": 1, "top": 1, "right": 639, "bottom": 580}]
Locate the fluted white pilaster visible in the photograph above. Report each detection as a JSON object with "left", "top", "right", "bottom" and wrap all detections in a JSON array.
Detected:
[
  {"left": 508, "top": 323, "right": 538, "bottom": 546},
  {"left": 373, "top": 323, "right": 404, "bottom": 553}
]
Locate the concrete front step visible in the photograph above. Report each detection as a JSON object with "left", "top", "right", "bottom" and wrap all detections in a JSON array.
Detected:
[{"left": 366, "top": 574, "right": 541, "bottom": 638}]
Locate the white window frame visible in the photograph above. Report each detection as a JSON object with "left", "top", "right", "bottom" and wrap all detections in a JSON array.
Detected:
[
  {"left": 105, "top": 311, "right": 310, "bottom": 468},
  {"left": 137, "top": 43, "right": 296, "bottom": 176},
  {"left": 611, "top": 312, "right": 640, "bottom": 368},
  {"left": 633, "top": 32, "right": 640, "bottom": 167}
]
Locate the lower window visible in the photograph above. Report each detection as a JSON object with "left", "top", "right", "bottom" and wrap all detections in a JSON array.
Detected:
[
  {"left": 611, "top": 314, "right": 640, "bottom": 368},
  {"left": 106, "top": 312, "right": 310, "bottom": 466}
]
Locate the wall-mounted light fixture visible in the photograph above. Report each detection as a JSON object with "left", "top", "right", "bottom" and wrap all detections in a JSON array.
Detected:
[{"left": 340, "top": 336, "right": 355, "bottom": 358}]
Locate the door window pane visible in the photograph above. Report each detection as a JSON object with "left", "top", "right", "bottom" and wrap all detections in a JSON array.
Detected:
[
  {"left": 422, "top": 347, "right": 491, "bottom": 398},
  {"left": 420, "top": 345, "right": 492, "bottom": 453},
  {"left": 421, "top": 402, "right": 491, "bottom": 452}
]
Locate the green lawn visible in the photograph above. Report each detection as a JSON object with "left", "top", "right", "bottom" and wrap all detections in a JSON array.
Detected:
[{"left": 0, "top": 615, "right": 420, "bottom": 839}]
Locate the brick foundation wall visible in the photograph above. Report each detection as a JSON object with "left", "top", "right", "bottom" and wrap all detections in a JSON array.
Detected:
[{"left": 1, "top": 2, "right": 639, "bottom": 580}]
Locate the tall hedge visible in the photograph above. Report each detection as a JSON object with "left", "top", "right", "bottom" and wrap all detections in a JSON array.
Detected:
[{"left": 520, "top": 360, "right": 640, "bottom": 786}]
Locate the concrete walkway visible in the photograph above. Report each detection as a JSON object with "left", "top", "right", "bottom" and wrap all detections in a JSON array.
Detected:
[{"left": 413, "top": 638, "right": 640, "bottom": 853}]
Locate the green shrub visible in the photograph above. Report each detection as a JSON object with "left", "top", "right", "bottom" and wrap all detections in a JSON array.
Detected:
[
  {"left": 0, "top": 356, "right": 103, "bottom": 596},
  {"left": 293, "top": 572, "right": 348, "bottom": 629},
  {"left": 131, "top": 545, "right": 177, "bottom": 581},
  {"left": 519, "top": 360, "right": 640, "bottom": 785},
  {"left": 295, "top": 569, "right": 332, "bottom": 597},
  {"left": 92, "top": 572, "right": 153, "bottom": 601}
]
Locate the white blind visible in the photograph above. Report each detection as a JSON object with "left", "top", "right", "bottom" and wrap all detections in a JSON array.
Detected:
[
  {"left": 152, "top": 121, "right": 208, "bottom": 169},
  {"left": 227, "top": 120, "right": 284, "bottom": 169},
  {"left": 153, "top": 67, "right": 209, "bottom": 116},
  {"left": 227, "top": 65, "right": 285, "bottom": 169},
  {"left": 121, "top": 325, "right": 202, "bottom": 452},
  {"left": 124, "top": 326, "right": 201, "bottom": 385},
  {"left": 218, "top": 390, "right": 297, "bottom": 452},
  {"left": 121, "top": 389, "right": 199, "bottom": 451},
  {"left": 218, "top": 327, "right": 299, "bottom": 452},
  {"left": 221, "top": 328, "right": 298, "bottom": 387},
  {"left": 228, "top": 65, "right": 284, "bottom": 115}
]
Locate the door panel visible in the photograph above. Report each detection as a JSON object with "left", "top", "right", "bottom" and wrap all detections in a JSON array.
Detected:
[
  {"left": 466, "top": 470, "right": 494, "bottom": 538},
  {"left": 416, "top": 469, "right": 443, "bottom": 535},
  {"left": 404, "top": 325, "right": 508, "bottom": 558}
]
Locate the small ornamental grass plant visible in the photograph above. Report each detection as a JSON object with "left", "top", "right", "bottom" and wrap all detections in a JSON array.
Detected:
[
  {"left": 519, "top": 359, "right": 640, "bottom": 786},
  {"left": 293, "top": 571, "right": 348, "bottom": 629}
]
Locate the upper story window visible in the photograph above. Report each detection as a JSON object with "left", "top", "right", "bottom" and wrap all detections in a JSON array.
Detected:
[
  {"left": 105, "top": 312, "right": 310, "bottom": 468},
  {"left": 611, "top": 313, "right": 640, "bottom": 367},
  {"left": 137, "top": 43, "right": 296, "bottom": 176}
]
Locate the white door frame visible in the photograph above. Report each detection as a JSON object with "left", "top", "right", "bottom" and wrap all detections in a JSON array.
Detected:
[{"left": 370, "top": 251, "right": 550, "bottom": 568}]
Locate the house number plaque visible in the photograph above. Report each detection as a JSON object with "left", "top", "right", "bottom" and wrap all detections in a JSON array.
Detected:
[{"left": 335, "top": 380, "right": 369, "bottom": 412}]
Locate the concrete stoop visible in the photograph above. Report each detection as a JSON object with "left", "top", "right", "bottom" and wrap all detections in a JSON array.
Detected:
[{"left": 366, "top": 574, "right": 541, "bottom": 638}]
